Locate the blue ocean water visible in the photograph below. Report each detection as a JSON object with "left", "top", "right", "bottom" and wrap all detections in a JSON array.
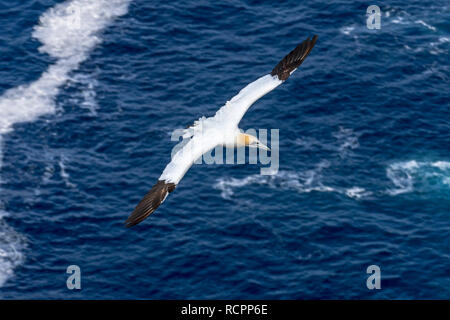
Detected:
[{"left": 0, "top": 0, "right": 449, "bottom": 299}]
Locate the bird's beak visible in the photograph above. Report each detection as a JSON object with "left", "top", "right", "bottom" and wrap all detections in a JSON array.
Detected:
[{"left": 257, "top": 142, "right": 270, "bottom": 151}]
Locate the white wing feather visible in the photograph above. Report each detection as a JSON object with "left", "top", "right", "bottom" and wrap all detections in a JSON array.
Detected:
[
  {"left": 213, "top": 74, "right": 282, "bottom": 128},
  {"left": 159, "top": 134, "right": 218, "bottom": 184}
]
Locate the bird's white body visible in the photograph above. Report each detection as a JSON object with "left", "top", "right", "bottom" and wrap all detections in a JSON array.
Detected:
[{"left": 160, "top": 74, "right": 282, "bottom": 184}]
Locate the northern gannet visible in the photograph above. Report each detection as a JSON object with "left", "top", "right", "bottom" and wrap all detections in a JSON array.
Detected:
[{"left": 126, "top": 35, "right": 318, "bottom": 227}]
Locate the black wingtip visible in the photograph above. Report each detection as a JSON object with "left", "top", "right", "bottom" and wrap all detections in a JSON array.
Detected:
[
  {"left": 270, "top": 35, "right": 318, "bottom": 81},
  {"left": 125, "top": 180, "right": 176, "bottom": 228}
]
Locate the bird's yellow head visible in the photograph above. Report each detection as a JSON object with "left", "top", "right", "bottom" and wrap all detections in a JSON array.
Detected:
[{"left": 236, "top": 133, "right": 270, "bottom": 151}]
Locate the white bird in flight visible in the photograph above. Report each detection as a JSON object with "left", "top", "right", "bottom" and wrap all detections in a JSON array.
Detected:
[{"left": 126, "top": 35, "right": 318, "bottom": 227}]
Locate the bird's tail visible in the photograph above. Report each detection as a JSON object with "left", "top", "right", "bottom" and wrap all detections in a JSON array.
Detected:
[
  {"left": 270, "top": 35, "right": 318, "bottom": 81},
  {"left": 125, "top": 180, "right": 176, "bottom": 227}
]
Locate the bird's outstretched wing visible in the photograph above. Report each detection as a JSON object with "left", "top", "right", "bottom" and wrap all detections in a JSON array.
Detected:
[
  {"left": 125, "top": 36, "right": 318, "bottom": 227},
  {"left": 125, "top": 135, "right": 217, "bottom": 227},
  {"left": 214, "top": 35, "right": 318, "bottom": 128}
]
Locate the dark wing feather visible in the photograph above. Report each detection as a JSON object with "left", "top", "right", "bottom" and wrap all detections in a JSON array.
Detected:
[
  {"left": 270, "top": 35, "right": 318, "bottom": 81},
  {"left": 125, "top": 180, "right": 176, "bottom": 228}
]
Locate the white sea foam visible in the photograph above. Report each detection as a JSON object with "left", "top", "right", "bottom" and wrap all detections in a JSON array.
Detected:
[
  {"left": 0, "top": 0, "right": 130, "bottom": 134},
  {"left": 340, "top": 26, "right": 355, "bottom": 35},
  {"left": 0, "top": 0, "right": 130, "bottom": 287},
  {"left": 342, "top": 8, "right": 444, "bottom": 56},
  {"left": 345, "top": 187, "right": 371, "bottom": 199},
  {"left": 392, "top": 16, "right": 407, "bottom": 25},
  {"left": 215, "top": 128, "right": 365, "bottom": 201},
  {"left": 67, "top": 73, "right": 99, "bottom": 116},
  {"left": 42, "top": 164, "right": 55, "bottom": 185},
  {"left": 386, "top": 161, "right": 419, "bottom": 195},
  {"left": 214, "top": 172, "right": 335, "bottom": 200},
  {"left": 415, "top": 20, "right": 437, "bottom": 31},
  {"left": 386, "top": 160, "right": 450, "bottom": 195},
  {"left": 59, "top": 156, "right": 77, "bottom": 188},
  {"left": 215, "top": 159, "right": 450, "bottom": 201},
  {"left": 385, "top": 9, "right": 446, "bottom": 55},
  {"left": 0, "top": 217, "right": 27, "bottom": 287},
  {"left": 428, "top": 37, "right": 450, "bottom": 55},
  {"left": 332, "top": 127, "right": 359, "bottom": 158},
  {"left": 431, "top": 161, "right": 450, "bottom": 170},
  {"left": 214, "top": 161, "right": 369, "bottom": 201}
]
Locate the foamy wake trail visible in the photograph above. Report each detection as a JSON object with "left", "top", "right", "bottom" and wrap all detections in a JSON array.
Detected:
[
  {"left": 0, "top": 0, "right": 131, "bottom": 287},
  {"left": 215, "top": 159, "right": 450, "bottom": 201},
  {"left": 214, "top": 128, "right": 370, "bottom": 201},
  {"left": 214, "top": 162, "right": 371, "bottom": 201}
]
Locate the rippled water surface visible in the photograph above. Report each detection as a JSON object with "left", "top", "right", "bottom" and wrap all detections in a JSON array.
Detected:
[{"left": 0, "top": 0, "right": 449, "bottom": 299}]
